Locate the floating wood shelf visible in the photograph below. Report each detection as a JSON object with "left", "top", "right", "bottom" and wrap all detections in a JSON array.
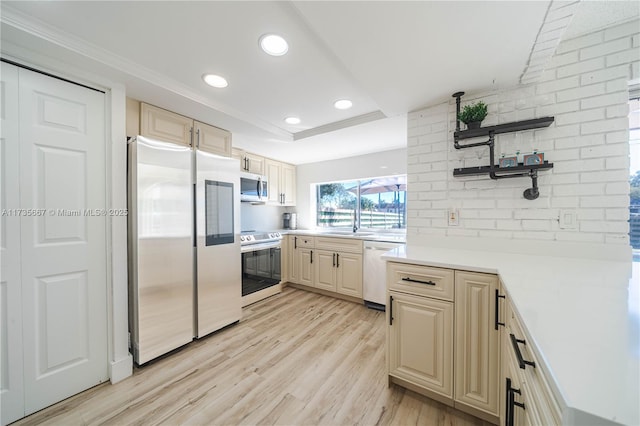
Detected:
[
  {"left": 453, "top": 162, "right": 554, "bottom": 177},
  {"left": 451, "top": 91, "right": 555, "bottom": 200}
]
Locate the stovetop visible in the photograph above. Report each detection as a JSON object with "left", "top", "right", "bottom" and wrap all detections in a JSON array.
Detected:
[{"left": 240, "top": 230, "right": 283, "bottom": 245}]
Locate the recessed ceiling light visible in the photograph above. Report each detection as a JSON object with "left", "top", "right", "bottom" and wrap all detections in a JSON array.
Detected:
[
  {"left": 334, "top": 99, "right": 353, "bottom": 110},
  {"left": 202, "top": 74, "right": 228, "bottom": 88},
  {"left": 260, "top": 34, "right": 289, "bottom": 56},
  {"left": 285, "top": 116, "right": 301, "bottom": 125}
]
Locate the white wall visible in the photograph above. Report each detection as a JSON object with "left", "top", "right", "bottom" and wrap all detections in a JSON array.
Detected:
[
  {"left": 296, "top": 148, "right": 407, "bottom": 229},
  {"left": 406, "top": 19, "right": 639, "bottom": 260},
  {"left": 240, "top": 203, "right": 290, "bottom": 231}
]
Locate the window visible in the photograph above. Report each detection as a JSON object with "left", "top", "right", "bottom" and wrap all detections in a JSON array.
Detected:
[
  {"left": 316, "top": 175, "right": 407, "bottom": 230},
  {"left": 630, "top": 96, "right": 640, "bottom": 251}
]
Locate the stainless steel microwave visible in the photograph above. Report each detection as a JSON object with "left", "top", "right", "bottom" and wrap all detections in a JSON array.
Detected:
[{"left": 240, "top": 172, "right": 268, "bottom": 202}]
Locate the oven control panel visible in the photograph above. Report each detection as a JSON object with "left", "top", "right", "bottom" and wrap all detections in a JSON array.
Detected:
[{"left": 240, "top": 235, "right": 255, "bottom": 243}]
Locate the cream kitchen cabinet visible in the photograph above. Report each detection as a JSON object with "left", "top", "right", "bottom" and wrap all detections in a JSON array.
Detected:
[
  {"left": 387, "top": 262, "right": 454, "bottom": 400},
  {"left": 288, "top": 235, "right": 363, "bottom": 300},
  {"left": 233, "top": 148, "right": 264, "bottom": 174},
  {"left": 290, "top": 235, "right": 315, "bottom": 287},
  {"left": 265, "top": 158, "right": 297, "bottom": 206},
  {"left": 314, "top": 250, "right": 363, "bottom": 296},
  {"left": 454, "top": 271, "right": 500, "bottom": 423},
  {"left": 138, "top": 102, "right": 231, "bottom": 156},
  {"left": 315, "top": 250, "right": 337, "bottom": 292},
  {"left": 502, "top": 296, "right": 561, "bottom": 426},
  {"left": 387, "top": 261, "right": 501, "bottom": 424},
  {"left": 315, "top": 237, "right": 363, "bottom": 298},
  {"left": 193, "top": 120, "right": 232, "bottom": 157}
]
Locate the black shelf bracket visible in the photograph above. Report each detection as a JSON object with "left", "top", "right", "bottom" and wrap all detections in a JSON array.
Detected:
[{"left": 451, "top": 91, "right": 555, "bottom": 200}]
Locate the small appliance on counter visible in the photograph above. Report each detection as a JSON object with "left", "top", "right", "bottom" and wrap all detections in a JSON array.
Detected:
[{"left": 283, "top": 212, "right": 297, "bottom": 229}]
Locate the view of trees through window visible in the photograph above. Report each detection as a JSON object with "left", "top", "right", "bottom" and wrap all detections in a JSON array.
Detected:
[{"left": 316, "top": 176, "right": 406, "bottom": 230}]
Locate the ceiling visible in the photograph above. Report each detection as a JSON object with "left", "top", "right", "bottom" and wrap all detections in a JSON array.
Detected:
[{"left": 1, "top": 1, "right": 638, "bottom": 165}]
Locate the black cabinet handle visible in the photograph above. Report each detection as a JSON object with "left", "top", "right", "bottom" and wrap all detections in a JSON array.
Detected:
[
  {"left": 401, "top": 277, "right": 436, "bottom": 286},
  {"left": 310, "top": 250, "right": 313, "bottom": 264},
  {"left": 336, "top": 253, "right": 340, "bottom": 268},
  {"left": 495, "top": 289, "right": 506, "bottom": 330},
  {"left": 510, "top": 333, "right": 536, "bottom": 370},
  {"left": 506, "top": 377, "right": 525, "bottom": 426},
  {"left": 333, "top": 253, "right": 336, "bottom": 267},
  {"left": 389, "top": 295, "right": 394, "bottom": 325},
  {"left": 294, "top": 236, "right": 297, "bottom": 249}
]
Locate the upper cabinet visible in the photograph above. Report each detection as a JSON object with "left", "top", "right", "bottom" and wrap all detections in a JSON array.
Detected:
[
  {"left": 265, "top": 158, "right": 296, "bottom": 206},
  {"left": 140, "top": 102, "right": 193, "bottom": 147},
  {"left": 233, "top": 148, "right": 265, "bottom": 174},
  {"left": 128, "top": 100, "right": 232, "bottom": 157},
  {"left": 193, "top": 120, "right": 232, "bottom": 157}
]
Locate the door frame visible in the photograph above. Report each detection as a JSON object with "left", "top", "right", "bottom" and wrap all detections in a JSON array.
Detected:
[{"left": 1, "top": 54, "right": 133, "bottom": 384}]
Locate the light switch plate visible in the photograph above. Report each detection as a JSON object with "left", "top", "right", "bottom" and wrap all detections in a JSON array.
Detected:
[
  {"left": 448, "top": 208, "right": 459, "bottom": 226},
  {"left": 559, "top": 209, "right": 577, "bottom": 229}
]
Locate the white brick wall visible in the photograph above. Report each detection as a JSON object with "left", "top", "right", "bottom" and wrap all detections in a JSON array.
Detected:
[{"left": 407, "top": 19, "right": 639, "bottom": 247}]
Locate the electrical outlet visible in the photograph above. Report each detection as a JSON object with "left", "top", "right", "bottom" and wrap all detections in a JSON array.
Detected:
[
  {"left": 448, "top": 208, "right": 459, "bottom": 226},
  {"left": 559, "top": 210, "right": 577, "bottom": 229}
]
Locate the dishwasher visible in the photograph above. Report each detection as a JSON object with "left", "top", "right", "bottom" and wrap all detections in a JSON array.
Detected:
[{"left": 363, "top": 240, "right": 404, "bottom": 311}]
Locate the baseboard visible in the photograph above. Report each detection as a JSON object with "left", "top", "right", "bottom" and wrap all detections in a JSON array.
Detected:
[
  {"left": 454, "top": 401, "right": 500, "bottom": 425},
  {"left": 389, "top": 376, "right": 454, "bottom": 407},
  {"left": 286, "top": 282, "right": 363, "bottom": 305},
  {"left": 110, "top": 353, "right": 133, "bottom": 384}
]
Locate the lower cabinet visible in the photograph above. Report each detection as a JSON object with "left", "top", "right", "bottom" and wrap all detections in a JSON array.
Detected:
[
  {"left": 388, "top": 291, "right": 454, "bottom": 398},
  {"left": 289, "top": 235, "right": 315, "bottom": 287},
  {"left": 455, "top": 271, "right": 500, "bottom": 419},
  {"left": 387, "top": 262, "right": 501, "bottom": 424},
  {"left": 288, "top": 235, "right": 363, "bottom": 299},
  {"left": 501, "top": 297, "right": 561, "bottom": 426}
]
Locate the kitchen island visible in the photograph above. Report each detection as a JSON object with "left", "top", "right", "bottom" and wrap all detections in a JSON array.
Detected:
[{"left": 383, "top": 244, "right": 638, "bottom": 426}]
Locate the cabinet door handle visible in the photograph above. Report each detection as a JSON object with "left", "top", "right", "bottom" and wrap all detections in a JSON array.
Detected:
[
  {"left": 495, "top": 289, "right": 506, "bottom": 330},
  {"left": 336, "top": 253, "right": 340, "bottom": 268},
  {"left": 196, "top": 128, "right": 200, "bottom": 148},
  {"left": 510, "top": 333, "right": 536, "bottom": 370},
  {"left": 310, "top": 250, "right": 313, "bottom": 264},
  {"left": 189, "top": 127, "right": 194, "bottom": 147},
  {"left": 401, "top": 277, "right": 436, "bottom": 286},
  {"left": 333, "top": 253, "right": 336, "bottom": 267},
  {"left": 294, "top": 237, "right": 297, "bottom": 249},
  {"left": 389, "top": 295, "right": 394, "bottom": 325},
  {"left": 506, "top": 377, "right": 525, "bottom": 426}
]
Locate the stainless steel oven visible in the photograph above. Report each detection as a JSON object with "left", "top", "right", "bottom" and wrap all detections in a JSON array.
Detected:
[{"left": 240, "top": 232, "right": 282, "bottom": 299}]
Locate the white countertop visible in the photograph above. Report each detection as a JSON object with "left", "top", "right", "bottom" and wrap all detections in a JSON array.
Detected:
[
  {"left": 283, "top": 229, "right": 407, "bottom": 243},
  {"left": 382, "top": 244, "right": 639, "bottom": 426}
]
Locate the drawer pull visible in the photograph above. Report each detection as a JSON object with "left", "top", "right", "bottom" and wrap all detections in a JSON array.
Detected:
[
  {"left": 510, "top": 333, "right": 536, "bottom": 370},
  {"left": 401, "top": 277, "right": 436, "bottom": 286},
  {"left": 506, "top": 377, "right": 526, "bottom": 426}
]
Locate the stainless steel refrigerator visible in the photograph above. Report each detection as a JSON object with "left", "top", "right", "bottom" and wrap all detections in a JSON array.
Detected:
[{"left": 128, "top": 136, "right": 241, "bottom": 365}]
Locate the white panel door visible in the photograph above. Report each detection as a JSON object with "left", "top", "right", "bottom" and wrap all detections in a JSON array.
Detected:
[
  {"left": 0, "top": 62, "right": 25, "bottom": 426},
  {"left": 18, "top": 67, "right": 108, "bottom": 415}
]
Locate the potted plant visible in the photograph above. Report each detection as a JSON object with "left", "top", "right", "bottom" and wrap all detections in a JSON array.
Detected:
[{"left": 458, "top": 101, "right": 488, "bottom": 129}]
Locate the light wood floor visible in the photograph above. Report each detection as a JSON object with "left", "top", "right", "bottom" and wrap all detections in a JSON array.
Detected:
[{"left": 14, "top": 287, "right": 491, "bottom": 426}]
